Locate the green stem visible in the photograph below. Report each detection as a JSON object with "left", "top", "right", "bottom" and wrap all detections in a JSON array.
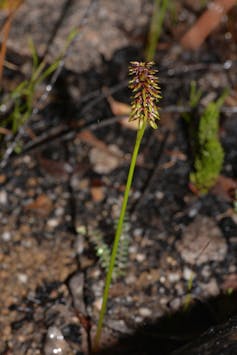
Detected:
[
  {"left": 145, "top": 0, "right": 169, "bottom": 61},
  {"left": 93, "top": 120, "right": 147, "bottom": 351}
]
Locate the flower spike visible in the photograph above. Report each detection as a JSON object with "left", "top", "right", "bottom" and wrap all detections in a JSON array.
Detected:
[{"left": 129, "top": 61, "right": 161, "bottom": 129}]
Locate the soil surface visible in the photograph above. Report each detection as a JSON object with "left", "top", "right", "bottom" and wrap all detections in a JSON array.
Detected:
[{"left": 0, "top": 1, "right": 237, "bottom": 354}]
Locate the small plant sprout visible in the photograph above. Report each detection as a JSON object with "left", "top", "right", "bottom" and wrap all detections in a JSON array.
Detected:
[
  {"left": 90, "top": 215, "right": 130, "bottom": 279},
  {"left": 93, "top": 61, "right": 161, "bottom": 351}
]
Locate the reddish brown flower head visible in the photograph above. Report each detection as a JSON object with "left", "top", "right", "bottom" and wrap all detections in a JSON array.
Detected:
[{"left": 129, "top": 61, "right": 161, "bottom": 129}]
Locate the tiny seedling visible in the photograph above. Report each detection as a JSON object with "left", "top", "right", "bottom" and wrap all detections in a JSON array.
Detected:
[
  {"left": 77, "top": 216, "right": 130, "bottom": 280},
  {"left": 93, "top": 61, "right": 161, "bottom": 351}
]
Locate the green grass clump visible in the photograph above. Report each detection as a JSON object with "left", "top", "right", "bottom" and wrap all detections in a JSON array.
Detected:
[
  {"left": 190, "top": 93, "right": 227, "bottom": 194},
  {"left": 0, "top": 39, "right": 59, "bottom": 135},
  {"left": 0, "top": 28, "right": 78, "bottom": 137}
]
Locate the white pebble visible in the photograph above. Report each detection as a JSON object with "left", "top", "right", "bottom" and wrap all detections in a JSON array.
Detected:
[
  {"left": 183, "top": 267, "right": 194, "bottom": 281},
  {"left": 133, "top": 228, "right": 143, "bottom": 237},
  {"left": 17, "top": 273, "right": 28, "bottom": 283},
  {"left": 94, "top": 298, "right": 103, "bottom": 311},
  {"left": 136, "top": 253, "right": 146, "bottom": 262},
  {"left": 55, "top": 207, "right": 64, "bottom": 216},
  {"left": 0, "top": 191, "right": 7, "bottom": 204},
  {"left": 160, "top": 276, "right": 166, "bottom": 284},
  {"left": 188, "top": 208, "right": 198, "bottom": 218},
  {"left": 2, "top": 231, "right": 11, "bottom": 241},
  {"left": 155, "top": 191, "right": 164, "bottom": 200},
  {"left": 169, "top": 297, "right": 181, "bottom": 310},
  {"left": 44, "top": 326, "right": 69, "bottom": 355},
  {"left": 47, "top": 219, "right": 59, "bottom": 228},
  {"left": 126, "top": 275, "right": 136, "bottom": 284},
  {"left": 168, "top": 273, "right": 180, "bottom": 283},
  {"left": 139, "top": 307, "right": 152, "bottom": 317}
]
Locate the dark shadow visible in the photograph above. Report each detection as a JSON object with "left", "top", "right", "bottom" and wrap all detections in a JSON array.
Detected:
[{"left": 92, "top": 291, "right": 237, "bottom": 355}]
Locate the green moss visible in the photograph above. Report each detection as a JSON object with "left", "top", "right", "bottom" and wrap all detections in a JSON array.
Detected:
[{"left": 190, "top": 94, "right": 226, "bottom": 194}]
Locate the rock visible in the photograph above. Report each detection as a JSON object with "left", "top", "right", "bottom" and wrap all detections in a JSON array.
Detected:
[
  {"left": 44, "top": 326, "right": 71, "bottom": 355},
  {"left": 176, "top": 216, "right": 227, "bottom": 265},
  {"left": 1, "top": 0, "right": 151, "bottom": 73},
  {"left": 89, "top": 145, "right": 122, "bottom": 174},
  {"left": 199, "top": 278, "right": 220, "bottom": 297}
]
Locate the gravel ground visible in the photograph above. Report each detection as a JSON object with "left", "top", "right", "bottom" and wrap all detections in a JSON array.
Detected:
[{"left": 0, "top": 0, "right": 237, "bottom": 354}]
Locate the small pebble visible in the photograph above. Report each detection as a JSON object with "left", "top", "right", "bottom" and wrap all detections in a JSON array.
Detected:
[
  {"left": 201, "top": 265, "right": 212, "bottom": 279},
  {"left": 47, "top": 219, "right": 59, "bottom": 228},
  {"left": 158, "top": 287, "right": 166, "bottom": 294},
  {"left": 17, "top": 273, "right": 28, "bottom": 283},
  {"left": 129, "top": 245, "right": 138, "bottom": 254},
  {"left": 175, "top": 283, "right": 184, "bottom": 296},
  {"left": 55, "top": 207, "right": 65, "bottom": 216},
  {"left": 2, "top": 231, "right": 11, "bottom": 241},
  {"left": 94, "top": 298, "right": 103, "bottom": 311},
  {"left": 126, "top": 275, "right": 136, "bottom": 284},
  {"left": 74, "top": 235, "right": 84, "bottom": 255},
  {"left": 169, "top": 297, "right": 181, "bottom": 311},
  {"left": 155, "top": 191, "right": 164, "bottom": 200},
  {"left": 44, "top": 326, "right": 70, "bottom": 355},
  {"left": 160, "top": 276, "right": 166, "bottom": 284},
  {"left": 183, "top": 267, "right": 194, "bottom": 281},
  {"left": 0, "top": 174, "right": 6, "bottom": 184},
  {"left": 139, "top": 307, "right": 152, "bottom": 317},
  {"left": 136, "top": 253, "right": 146, "bottom": 262},
  {"left": 168, "top": 273, "right": 180, "bottom": 283},
  {"left": 229, "top": 265, "right": 236, "bottom": 273},
  {"left": 133, "top": 191, "right": 141, "bottom": 200},
  {"left": 166, "top": 256, "right": 177, "bottom": 266},
  {"left": 188, "top": 208, "right": 198, "bottom": 218},
  {"left": 22, "top": 155, "right": 32, "bottom": 164},
  {"left": 0, "top": 191, "right": 7, "bottom": 204},
  {"left": 134, "top": 316, "right": 143, "bottom": 324},
  {"left": 200, "top": 278, "right": 219, "bottom": 297},
  {"left": 133, "top": 228, "right": 143, "bottom": 237}
]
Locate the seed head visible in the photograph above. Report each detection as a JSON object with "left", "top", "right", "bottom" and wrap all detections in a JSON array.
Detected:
[{"left": 129, "top": 61, "right": 161, "bottom": 129}]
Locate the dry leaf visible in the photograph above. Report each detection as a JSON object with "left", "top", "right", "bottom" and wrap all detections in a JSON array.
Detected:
[
  {"left": 78, "top": 130, "right": 111, "bottom": 152},
  {"left": 102, "top": 87, "right": 140, "bottom": 130},
  {"left": 211, "top": 175, "right": 237, "bottom": 201},
  {"left": 89, "top": 145, "right": 122, "bottom": 174},
  {"left": 0, "top": 127, "right": 11, "bottom": 135},
  {"left": 181, "top": 0, "right": 236, "bottom": 50},
  {"left": 25, "top": 194, "right": 53, "bottom": 216},
  {"left": 0, "top": 174, "right": 6, "bottom": 184},
  {"left": 37, "top": 155, "right": 72, "bottom": 181},
  {"left": 225, "top": 90, "right": 237, "bottom": 107},
  {"left": 119, "top": 116, "right": 138, "bottom": 130},
  {"left": 103, "top": 86, "right": 131, "bottom": 116},
  {"left": 90, "top": 186, "right": 105, "bottom": 202}
]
